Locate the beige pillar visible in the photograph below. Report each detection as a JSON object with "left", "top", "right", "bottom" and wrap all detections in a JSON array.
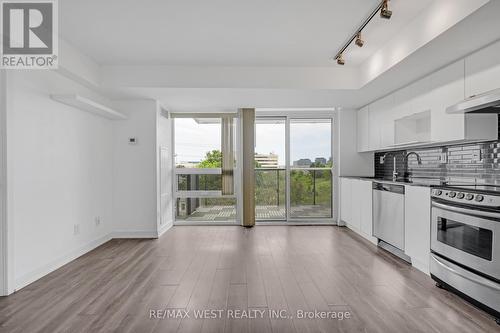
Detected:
[
  {"left": 240, "top": 108, "right": 255, "bottom": 227},
  {"left": 221, "top": 116, "right": 234, "bottom": 195}
]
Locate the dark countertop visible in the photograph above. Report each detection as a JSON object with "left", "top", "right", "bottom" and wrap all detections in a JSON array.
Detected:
[{"left": 340, "top": 176, "right": 447, "bottom": 187}]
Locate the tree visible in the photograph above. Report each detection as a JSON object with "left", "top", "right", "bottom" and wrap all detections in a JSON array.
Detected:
[{"left": 197, "top": 150, "right": 222, "bottom": 168}]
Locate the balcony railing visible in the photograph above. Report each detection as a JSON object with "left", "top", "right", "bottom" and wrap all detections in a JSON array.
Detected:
[
  {"left": 289, "top": 169, "right": 332, "bottom": 218},
  {"left": 255, "top": 168, "right": 332, "bottom": 219},
  {"left": 174, "top": 168, "right": 236, "bottom": 221},
  {"left": 255, "top": 168, "right": 286, "bottom": 220}
]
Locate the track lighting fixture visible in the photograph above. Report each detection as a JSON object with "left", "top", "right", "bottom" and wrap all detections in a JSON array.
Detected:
[
  {"left": 380, "top": 0, "right": 392, "bottom": 19},
  {"left": 333, "top": 1, "right": 393, "bottom": 65},
  {"left": 336, "top": 54, "right": 345, "bottom": 65},
  {"left": 355, "top": 32, "right": 364, "bottom": 47}
]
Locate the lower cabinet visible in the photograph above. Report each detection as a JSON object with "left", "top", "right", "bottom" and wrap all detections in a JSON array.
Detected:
[
  {"left": 341, "top": 178, "right": 432, "bottom": 274},
  {"left": 340, "top": 178, "right": 377, "bottom": 244},
  {"left": 340, "top": 178, "right": 352, "bottom": 225},
  {"left": 404, "top": 186, "right": 431, "bottom": 274}
]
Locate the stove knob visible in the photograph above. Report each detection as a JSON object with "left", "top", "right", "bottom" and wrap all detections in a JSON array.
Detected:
[
  {"left": 465, "top": 194, "right": 474, "bottom": 201},
  {"left": 449, "top": 191, "right": 457, "bottom": 198},
  {"left": 475, "top": 195, "right": 484, "bottom": 202},
  {"left": 434, "top": 190, "right": 443, "bottom": 196},
  {"left": 457, "top": 193, "right": 465, "bottom": 199}
]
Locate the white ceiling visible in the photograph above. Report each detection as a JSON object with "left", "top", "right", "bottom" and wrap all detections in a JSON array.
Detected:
[
  {"left": 60, "top": 0, "right": 500, "bottom": 112},
  {"left": 61, "top": 0, "right": 433, "bottom": 67}
]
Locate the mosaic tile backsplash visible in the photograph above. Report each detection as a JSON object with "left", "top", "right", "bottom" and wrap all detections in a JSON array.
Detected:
[{"left": 374, "top": 118, "right": 500, "bottom": 184}]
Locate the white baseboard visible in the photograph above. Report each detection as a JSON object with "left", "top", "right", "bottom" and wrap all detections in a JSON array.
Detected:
[
  {"left": 11, "top": 225, "right": 174, "bottom": 294},
  {"left": 14, "top": 233, "right": 112, "bottom": 292},
  {"left": 157, "top": 222, "right": 173, "bottom": 238},
  {"left": 110, "top": 230, "right": 158, "bottom": 239}
]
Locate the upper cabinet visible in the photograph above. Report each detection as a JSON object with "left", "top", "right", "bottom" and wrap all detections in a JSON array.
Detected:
[
  {"left": 465, "top": 41, "right": 500, "bottom": 98},
  {"left": 356, "top": 40, "right": 500, "bottom": 153},
  {"left": 429, "top": 60, "right": 466, "bottom": 143},
  {"left": 378, "top": 95, "right": 395, "bottom": 148},
  {"left": 357, "top": 106, "right": 370, "bottom": 152}
]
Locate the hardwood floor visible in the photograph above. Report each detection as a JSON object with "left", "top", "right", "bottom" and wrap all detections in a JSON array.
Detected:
[{"left": 0, "top": 226, "right": 498, "bottom": 333}]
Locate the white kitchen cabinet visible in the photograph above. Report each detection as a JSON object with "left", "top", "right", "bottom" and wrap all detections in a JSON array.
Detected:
[
  {"left": 380, "top": 106, "right": 395, "bottom": 148},
  {"left": 357, "top": 55, "right": 498, "bottom": 153},
  {"left": 465, "top": 40, "right": 500, "bottom": 98},
  {"left": 393, "top": 85, "right": 413, "bottom": 118},
  {"left": 340, "top": 178, "right": 377, "bottom": 244},
  {"left": 429, "top": 60, "right": 466, "bottom": 143},
  {"left": 410, "top": 75, "right": 433, "bottom": 115},
  {"left": 404, "top": 186, "right": 431, "bottom": 274},
  {"left": 356, "top": 106, "right": 370, "bottom": 152},
  {"left": 368, "top": 103, "right": 382, "bottom": 151},
  {"left": 340, "top": 178, "right": 352, "bottom": 225},
  {"left": 368, "top": 95, "right": 394, "bottom": 151},
  {"left": 430, "top": 60, "right": 497, "bottom": 143},
  {"left": 358, "top": 180, "right": 374, "bottom": 241},
  {"left": 350, "top": 180, "right": 362, "bottom": 232}
]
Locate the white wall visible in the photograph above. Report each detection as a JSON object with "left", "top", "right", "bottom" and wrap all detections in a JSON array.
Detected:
[
  {"left": 2, "top": 73, "right": 171, "bottom": 292},
  {"left": 336, "top": 109, "right": 373, "bottom": 177},
  {"left": 0, "top": 70, "right": 7, "bottom": 295},
  {"left": 112, "top": 100, "right": 160, "bottom": 237},
  {"left": 6, "top": 70, "right": 115, "bottom": 291}
]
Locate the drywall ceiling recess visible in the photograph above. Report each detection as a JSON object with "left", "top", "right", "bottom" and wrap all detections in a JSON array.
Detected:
[{"left": 50, "top": 94, "right": 128, "bottom": 120}]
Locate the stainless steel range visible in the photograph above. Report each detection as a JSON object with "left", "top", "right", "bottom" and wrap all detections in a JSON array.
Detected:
[{"left": 431, "top": 184, "right": 500, "bottom": 323}]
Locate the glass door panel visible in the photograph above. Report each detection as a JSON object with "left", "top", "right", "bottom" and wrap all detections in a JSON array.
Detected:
[
  {"left": 255, "top": 118, "right": 286, "bottom": 220},
  {"left": 290, "top": 169, "right": 332, "bottom": 218},
  {"left": 289, "top": 119, "right": 333, "bottom": 218},
  {"left": 174, "top": 116, "right": 237, "bottom": 222}
]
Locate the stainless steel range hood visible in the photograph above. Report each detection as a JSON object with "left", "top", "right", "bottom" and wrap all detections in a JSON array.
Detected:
[{"left": 447, "top": 88, "right": 500, "bottom": 114}]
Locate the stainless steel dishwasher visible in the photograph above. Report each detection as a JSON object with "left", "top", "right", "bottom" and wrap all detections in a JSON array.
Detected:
[{"left": 372, "top": 182, "right": 409, "bottom": 261}]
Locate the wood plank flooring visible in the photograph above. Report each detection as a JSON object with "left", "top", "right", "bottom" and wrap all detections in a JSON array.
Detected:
[{"left": 0, "top": 226, "right": 498, "bottom": 333}]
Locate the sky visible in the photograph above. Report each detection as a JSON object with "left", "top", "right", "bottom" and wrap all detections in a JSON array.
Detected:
[{"left": 174, "top": 118, "right": 332, "bottom": 166}]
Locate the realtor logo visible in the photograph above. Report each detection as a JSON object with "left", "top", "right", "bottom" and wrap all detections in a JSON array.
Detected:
[{"left": 1, "top": 0, "right": 58, "bottom": 69}]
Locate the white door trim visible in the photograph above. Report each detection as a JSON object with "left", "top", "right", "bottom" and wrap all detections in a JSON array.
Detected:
[{"left": 0, "top": 69, "right": 7, "bottom": 296}]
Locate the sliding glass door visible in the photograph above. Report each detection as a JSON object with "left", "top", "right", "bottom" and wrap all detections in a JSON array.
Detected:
[{"left": 255, "top": 116, "right": 334, "bottom": 222}]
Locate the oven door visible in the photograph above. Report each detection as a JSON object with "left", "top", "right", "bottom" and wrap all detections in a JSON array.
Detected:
[{"left": 431, "top": 201, "right": 500, "bottom": 280}]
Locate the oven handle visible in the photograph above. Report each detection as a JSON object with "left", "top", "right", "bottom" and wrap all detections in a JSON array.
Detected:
[
  {"left": 432, "top": 255, "right": 500, "bottom": 291},
  {"left": 432, "top": 201, "right": 500, "bottom": 220}
]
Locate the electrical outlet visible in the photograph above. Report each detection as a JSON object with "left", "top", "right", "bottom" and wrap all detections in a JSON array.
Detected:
[
  {"left": 440, "top": 152, "right": 448, "bottom": 164},
  {"left": 95, "top": 216, "right": 101, "bottom": 227},
  {"left": 73, "top": 224, "right": 80, "bottom": 235}
]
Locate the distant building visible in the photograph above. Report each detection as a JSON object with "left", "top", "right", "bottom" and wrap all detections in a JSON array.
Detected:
[
  {"left": 255, "top": 153, "right": 279, "bottom": 168},
  {"left": 315, "top": 157, "right": 327, "bottom": 165},
  {"left": 293, "top": 158, "right": 312, "bottom": 167},
  {"left": 176, "top": 161, "right": 201, "bottom": 168}
]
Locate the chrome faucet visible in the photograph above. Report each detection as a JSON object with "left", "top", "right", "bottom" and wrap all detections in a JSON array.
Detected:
[
  {"left": 392, "top": 156, "right": 398, "bottom": 180},
  {"left": 403, "top": 151, "right": 422, "bottom": 179},
  {"left": 404, "top": 151, "right": 422, "bottom": 165},
  {"left": 381, "top": 152, "right": 399, "bottom": 180}
]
